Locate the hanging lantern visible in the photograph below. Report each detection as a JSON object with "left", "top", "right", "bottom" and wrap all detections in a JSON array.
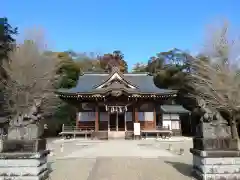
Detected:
[{"left": 105, "top": 105, "right": 108, "bottom": 111}]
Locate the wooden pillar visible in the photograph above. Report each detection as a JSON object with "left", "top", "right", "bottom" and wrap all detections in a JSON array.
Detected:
[
  {"left": 108, "top": 112, "right": 110, "bottom": 132},
  {"left": 124, "top": 112, "right": 127, "bottom": 131},
  {"left": 153, "top": 106, "right": 156, "bottom": 129},
  {"left": 95, "top": 106, "right": 99, "bottom": 131},
  {"left": 76, "top": 108, "right": 79, "bottom": 128},
  {"left": 134, "top": 106, "right": 138, "bottom": 123},
  {"left": 116, "top": 112, "right": 119, "bottom": 131}
]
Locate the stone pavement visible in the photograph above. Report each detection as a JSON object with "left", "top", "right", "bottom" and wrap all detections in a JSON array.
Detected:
[
  {"left": 62, "top": 140, "right": 175, "bottom": 158},
  {"left": 48, "top": 139, "right": 194, "bottom": 180}
]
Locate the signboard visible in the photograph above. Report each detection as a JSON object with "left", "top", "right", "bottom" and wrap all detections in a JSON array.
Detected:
[{"left": 134, "top": 123, "right": 140, "bottom": 136}]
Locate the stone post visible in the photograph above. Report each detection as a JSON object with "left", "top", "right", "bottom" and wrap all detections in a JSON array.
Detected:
[{"left": 190, "top": 111, "right": 240, "bottom": 180}]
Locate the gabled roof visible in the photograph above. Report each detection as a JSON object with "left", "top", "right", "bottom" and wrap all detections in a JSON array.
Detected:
[
  {"left": 94, "top": 67, "right": 138, "bottom": 89},
  {"left": 57, "top": 69, "right": 177, "bottom": 95}
]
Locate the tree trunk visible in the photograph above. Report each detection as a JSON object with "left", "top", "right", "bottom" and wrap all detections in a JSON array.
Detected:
[{"left": 231, "top": 113, "right": 239, "bottom": 139}]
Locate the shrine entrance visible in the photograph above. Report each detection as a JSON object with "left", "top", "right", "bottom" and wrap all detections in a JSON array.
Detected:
[
  {"left": 109, "top": 114, "right": 117, "bottom": 131},
  {"left": 106, "top": 105, "right": 127, "bottom": 131},
  {"left": 118, "top": 113, "right": 125, "bottom": 131},
  {"left": 109, "top": 112, "right": 126, "bottom": 131}
]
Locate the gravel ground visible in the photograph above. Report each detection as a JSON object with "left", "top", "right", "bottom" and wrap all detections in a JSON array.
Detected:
[{"left": 47, "top": 138, "right": 194, "bottom": 180}]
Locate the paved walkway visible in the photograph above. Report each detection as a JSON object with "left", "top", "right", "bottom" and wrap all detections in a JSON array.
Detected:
[
  {"left": 48, "top": 139, "right": 193, "bottom": 180},
  {"left": 62, "top": 140, "right": 175, "bottom": 158}
]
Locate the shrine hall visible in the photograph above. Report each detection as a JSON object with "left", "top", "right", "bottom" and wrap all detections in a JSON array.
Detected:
[{"left": 57, "top": 67, "right": 189, "bottom": 139}]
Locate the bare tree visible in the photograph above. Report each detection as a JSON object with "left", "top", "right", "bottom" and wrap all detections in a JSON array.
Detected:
[
  {"left": 187, "top": 21, "right": 240, "bottom": 139},
  {"left": 1, "top": 28, "right": 60, "bottom": 139}
]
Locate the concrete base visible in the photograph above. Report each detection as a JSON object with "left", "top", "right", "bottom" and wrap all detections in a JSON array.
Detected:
[
  {"left": 125, "top": 131, "right": 134, "bottom": 140},
  {"left": 92, "top": 131, "right": 108, "bottom": 140},
  {"left": 0, "top": 150, "right": 50, "bottom": 180},
  {"left": 108, "top": 131, "right": 125, "bottom": 139},
  {"left": 190, "top": 148, "right": 240, "bottom": 180}
]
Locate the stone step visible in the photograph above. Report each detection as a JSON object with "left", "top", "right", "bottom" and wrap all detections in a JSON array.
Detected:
[
  {"left": 0, "top": 150, "right": 50, "bottom": 180},
  {"left": 192, "top": 169, "right": 240, "bottom": 180},
  {"left": 108, "top": 131, "right": 125, "bottom": 139},
  {"left": 0, "top": 169, "right": 49, "bottom": 180},
  {"left": 0, "top": 163, "right": 47, "bottom": 176}
]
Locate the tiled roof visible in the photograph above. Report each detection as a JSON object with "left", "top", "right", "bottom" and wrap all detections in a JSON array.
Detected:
[
  {"left": 57, "top": 73, "right": 176, "bottom": 95},
  {"left": 160, "top": 105, "right": 190, "bottom": 114}
]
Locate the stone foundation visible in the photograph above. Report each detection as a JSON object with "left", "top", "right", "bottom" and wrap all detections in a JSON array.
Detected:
[
  {"left": 92, "top": 131, "right": 108, "bottom": 140},
  {"left": 0, "top": 150, "right": 50, "bottom": 180},
  {"left": 125, "top": 131, "right": 133, "bottom": 140},
  {"left": 190, "top": 148, "right": 240, "bottom": 180}
]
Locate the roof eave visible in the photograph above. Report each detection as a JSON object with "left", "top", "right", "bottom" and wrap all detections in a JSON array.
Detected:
[
  {"left": 160, "top": 105, "right": 190, "bottom": 114},
  {"left": 56, "top": 90, "right": 177, "bottom": 97}
]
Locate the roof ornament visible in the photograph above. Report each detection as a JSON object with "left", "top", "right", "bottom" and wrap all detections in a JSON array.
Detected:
[
  {"left": 111, "top": 66, "right": 120, "bottom": 72},
  {"left": 111, "top": 90, "right": 122, "bottom": 97}
]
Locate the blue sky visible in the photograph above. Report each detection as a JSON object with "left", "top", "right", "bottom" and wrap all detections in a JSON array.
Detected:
[{"left": 2, "top": 0, "right": 240, "bottom": 69}]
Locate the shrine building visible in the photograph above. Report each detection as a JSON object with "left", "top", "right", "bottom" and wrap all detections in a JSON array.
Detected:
[{"left": 56, "top": 67, "right": 189, "bottom": 138}]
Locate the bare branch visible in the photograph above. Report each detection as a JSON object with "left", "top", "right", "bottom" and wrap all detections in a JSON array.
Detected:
[
  {"left": 188, "top": 21, "right": 240, "bottom": 114},
  {"left": 1, "top": 27, "right": 60, "bottom": 127}
]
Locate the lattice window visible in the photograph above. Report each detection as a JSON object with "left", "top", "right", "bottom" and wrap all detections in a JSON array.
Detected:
[
  {"left": 88, "top": 112, "right": 95, "bottom": 117},
  {"left": 171, "top": 121, "right": 180, "bottom": 129}
]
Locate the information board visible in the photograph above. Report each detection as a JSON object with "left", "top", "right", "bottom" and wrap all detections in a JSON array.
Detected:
[{"left": 134, "top": 122, "right": 141, "bottom": 136}]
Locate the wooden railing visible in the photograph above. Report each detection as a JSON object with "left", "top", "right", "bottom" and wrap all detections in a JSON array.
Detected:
[{"left": 60, "top": 124, "right": 95, "bottom": 139}]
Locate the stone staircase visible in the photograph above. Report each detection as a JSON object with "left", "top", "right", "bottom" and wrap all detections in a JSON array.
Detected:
[{"left": 108, "top": 131, "right": 125, "bottom": 139}]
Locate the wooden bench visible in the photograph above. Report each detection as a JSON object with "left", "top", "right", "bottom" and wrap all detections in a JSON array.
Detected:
[
  {"left": 59, "top": 125, "right": 95, "bottom": 139},
  {"left": 78, "top": 125, "right": 95, "bottom": 131},
  {"left": 141, "top": 126, "right": 172, "bottom": 139}
]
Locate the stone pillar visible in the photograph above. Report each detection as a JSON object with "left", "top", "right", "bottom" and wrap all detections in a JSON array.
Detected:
[{"left": 191, "top": 117, "right": 240, "bottom": 180}]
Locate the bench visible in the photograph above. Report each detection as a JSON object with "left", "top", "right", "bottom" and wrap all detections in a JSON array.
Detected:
[
  {"left": 141, "top": 128, "right": 172, "bottom": 139},
  {"left": 78, "top": 125, "right": 95, "bottom": 131},
  {"left": 59, "top": 125, "right": 95, "bottom": 139}
]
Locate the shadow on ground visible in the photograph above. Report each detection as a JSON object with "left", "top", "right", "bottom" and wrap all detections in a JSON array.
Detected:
[{"left": 164, "top": 161, "right": 192, "bottom": 177}]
